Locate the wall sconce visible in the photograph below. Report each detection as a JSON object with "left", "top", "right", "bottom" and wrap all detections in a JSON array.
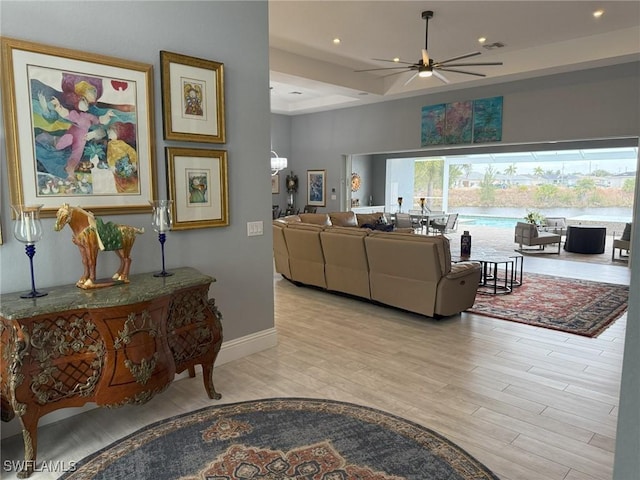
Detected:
[{"left": 270, "top": 150, "right": 288, "bottom": 176}]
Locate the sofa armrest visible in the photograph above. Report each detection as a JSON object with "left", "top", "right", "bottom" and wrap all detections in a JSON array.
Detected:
[{"left": 446, "top": 261, "right": 482, "bottom": 279}]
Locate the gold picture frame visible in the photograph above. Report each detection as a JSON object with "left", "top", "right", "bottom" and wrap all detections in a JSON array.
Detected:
[
  {"left": 166, "top": 147, "right": 229, "bottom": 230},
  {"left": 0, "top": 36, "right": 156, "bottom": 217},
  {"left": 160, "top": 51, "right": 226, "bottom": 144}
]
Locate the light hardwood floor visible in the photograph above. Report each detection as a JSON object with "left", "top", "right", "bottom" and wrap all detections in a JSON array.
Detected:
[{"left": 1, "top": 257, "right": 630, "bottom": 480}]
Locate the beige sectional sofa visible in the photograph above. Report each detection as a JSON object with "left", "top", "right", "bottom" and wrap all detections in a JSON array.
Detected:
[{"left": 273, "top": 212, "right": 482, "bottom": 318}]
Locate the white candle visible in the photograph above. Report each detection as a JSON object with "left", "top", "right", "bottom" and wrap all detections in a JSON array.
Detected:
[
  {"left": 158, "top": 209, "right": 168, "bottom": 232},
  {"left": 24, "top": 213, "right": 33, "bottom": 243}
]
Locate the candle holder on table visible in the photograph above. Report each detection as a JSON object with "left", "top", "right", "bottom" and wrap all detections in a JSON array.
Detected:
[
  {"left": 150, "top": 200, "right": 174, "bottom": 277},
  {"left": 12, "top": 204, "right": 47, "bottom": 298}
]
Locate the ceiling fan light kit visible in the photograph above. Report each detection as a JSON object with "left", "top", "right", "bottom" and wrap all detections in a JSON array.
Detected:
[{"left": 355, "top": 10, "right": 503, "bottom": 85}]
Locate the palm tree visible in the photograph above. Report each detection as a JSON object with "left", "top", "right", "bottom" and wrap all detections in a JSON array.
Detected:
[{"left": 504, "top": 163, "right": 517, "bottom": 185}]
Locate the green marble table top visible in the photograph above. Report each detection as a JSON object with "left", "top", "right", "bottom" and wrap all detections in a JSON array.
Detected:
[{"left": 0, "top": 267, "right": 215, "bottom": 320}]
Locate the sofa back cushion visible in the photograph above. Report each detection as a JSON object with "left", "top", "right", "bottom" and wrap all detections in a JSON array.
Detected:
[
  {"left": 299, "top": 213, "right": 331, "bottom": 225},
  {"left": 283, "top": 223, "right": 326, "bottom": 288},
  {"left": 364, "top": 233, "right": 445, "bottom": 316},
  {"left": 329, "top": 211, "right": 358, "bottom": 227},
  {"left": 272, "top": 222, "right": 291, "bottom": 278},
  {"left": 320, "top": 227, "right": 371, "bottom": 298},
  {"left": 356, "top": 212, "right": 385, "bottom": 227},
  {"left": 622, "top": 222, "right": 632, "bottom": 241},
  {"left": 368, "top": 231, "right": 451, "bottom": 275}
]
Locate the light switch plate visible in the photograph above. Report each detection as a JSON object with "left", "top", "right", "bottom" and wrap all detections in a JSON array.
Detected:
[{"left": 247, "top": 221, "right": 264, "bottom": 236}]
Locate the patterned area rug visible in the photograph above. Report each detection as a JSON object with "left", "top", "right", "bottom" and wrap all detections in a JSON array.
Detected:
[
  {"left": 60, "top": 398, "right": 499, "bottom": 480},
  {"left": 468, "top": 273, "right": 629, "bottom": 337}
]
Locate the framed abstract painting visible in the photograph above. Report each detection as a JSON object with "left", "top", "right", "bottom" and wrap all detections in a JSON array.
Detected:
[
  {"left": 0, "top": 37, "right": 157, "bottom": 217},
  {"left": 160, "top": 51, "right": 225, "bottom": 144},
  {"left": 306, "top": 169, "right": 326, "bottom": 207},
  {"left": 166, "top": 147, "right": 229, "bottom": 230}
]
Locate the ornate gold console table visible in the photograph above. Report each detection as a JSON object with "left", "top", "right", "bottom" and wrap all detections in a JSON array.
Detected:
[{"left": 0, "top": 267, "right": 222, "bottom": 478}]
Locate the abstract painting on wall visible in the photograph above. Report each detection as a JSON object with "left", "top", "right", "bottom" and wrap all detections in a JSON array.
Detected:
[
  {"left": 444, "top": 101, "right": 473, "bottom": 144},
  {"left": 473, "top": 96, "right": 503, "bottom": 143},
  {"left": 420, "top": 104, "right": 446, "bottom": 146},
  {"left": 420, "top": 96, "right": 503, "bottom": 146}
]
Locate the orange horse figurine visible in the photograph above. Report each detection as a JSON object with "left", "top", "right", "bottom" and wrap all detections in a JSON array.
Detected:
[{"left": 54, "top": 203, "right": 144, "bottom": 289}]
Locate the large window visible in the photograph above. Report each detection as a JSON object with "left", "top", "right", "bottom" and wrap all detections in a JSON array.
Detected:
[{"left": 391, "top": 147, "right": 637, "bottom": 222}]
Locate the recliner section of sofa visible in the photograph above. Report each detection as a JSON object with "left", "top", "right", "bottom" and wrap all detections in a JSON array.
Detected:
[{"left": 274, "top": 218, "right": 482, "bottom": 318}]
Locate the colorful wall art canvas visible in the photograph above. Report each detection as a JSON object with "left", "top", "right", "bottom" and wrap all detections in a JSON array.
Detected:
[
  {"left": 421, "top": 96, "right": 503, "bottom": 146},
  {"left": 444, "top": 101, "right": 473, "bottom": 144},
  {"left": 473, "top": 96, "right": 503, "bottom": 143},
  {"left": 420, "top": 104, "right": 446, "bottom": 146}
]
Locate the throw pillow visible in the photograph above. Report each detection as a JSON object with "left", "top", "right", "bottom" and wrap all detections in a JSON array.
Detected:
[{"left": 621, "top": 223, "right": 632, "bottom": 241}]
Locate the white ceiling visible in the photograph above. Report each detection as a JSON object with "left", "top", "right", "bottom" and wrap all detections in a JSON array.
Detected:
[{"left": 268, "top": 1, "right": 640, "bottom": 115}]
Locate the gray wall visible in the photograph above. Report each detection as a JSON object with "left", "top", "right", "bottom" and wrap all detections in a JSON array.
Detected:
[{"left": 0, "top": 2, "right": 275, "bottom": 345}]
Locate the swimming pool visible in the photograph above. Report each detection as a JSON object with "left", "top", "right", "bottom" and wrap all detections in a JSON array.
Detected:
[{"left": 458, "top": 215, "right": 521, "bottom": 229}]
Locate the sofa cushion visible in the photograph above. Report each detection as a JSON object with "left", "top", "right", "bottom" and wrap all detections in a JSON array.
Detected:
[
  {"left": 621, "top": 222, "right": 632, "bottom": 241},
  {"left": 356, "top": 212, "right": 384, "bottom": 227},
  {"left": 299, "top": 213, "right": 331, "bottom": 225},
  {"left": 329, "top": 211, "right": 358, "bottom": 227}
]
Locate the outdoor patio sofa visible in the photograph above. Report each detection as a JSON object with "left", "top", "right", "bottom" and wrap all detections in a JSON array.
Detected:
[{"left": 514, "top": 221, "right": 562, "bottom": 253}]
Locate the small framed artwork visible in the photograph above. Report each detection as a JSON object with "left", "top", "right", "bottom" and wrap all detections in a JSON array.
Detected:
[
  {"left": 160, "top": 50, "right": 225, "bottom": 143},
  {"left": 306, "top": 169, "right": 326, "bottom": 207},
  {"left": 166, "top": 147, "right": 229, "bottom": 230},
  {"left": 1, "top": 37, "right": 156, "bottom": 217},
  {"left": 271, "top": 174, "right": 280, "bottom": 194}
]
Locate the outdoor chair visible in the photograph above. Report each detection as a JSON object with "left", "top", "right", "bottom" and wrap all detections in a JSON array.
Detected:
[
  {"left": 431, "top": 213, "right": 458, "bottom": 235},
  {"left": 541, "top": 216, "right": 567, "bottom": 235},
  {"left": 394, "top": 213, "right": 413, "bottom": 229},
  {"left": 612, "top": 223, "right": 632, "bottom": 261},
  {"left": 514, "top": 221, "right": 562, "bottom": 254}
]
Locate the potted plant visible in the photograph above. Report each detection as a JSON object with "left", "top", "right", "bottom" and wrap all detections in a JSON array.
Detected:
[{"left": 524, "top": 210, "right": 544, "bottom": 225}]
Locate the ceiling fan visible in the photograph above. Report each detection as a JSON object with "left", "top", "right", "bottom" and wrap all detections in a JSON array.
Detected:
[{"left": 355, "top": 10, "right": 503, "bottom": 85}]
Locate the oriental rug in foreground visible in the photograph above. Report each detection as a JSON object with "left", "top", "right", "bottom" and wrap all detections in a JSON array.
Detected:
[
  {"left": 59, "top": 398, "right": 498, "bottom": 480},
  {"left": 468, "top": 272, "right": 628, "bottom": 337}
]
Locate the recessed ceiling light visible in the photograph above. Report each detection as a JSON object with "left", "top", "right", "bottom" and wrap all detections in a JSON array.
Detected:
[
  {"left": 333, "top": 37, "right": 341, "bottom": 45},
  {"left": 593, "top": 9, "right": 604, "bottom": 18},
  {"left": 478, "top": 37, "right": 487, "bottom": 44},
  {"left": 393, "top": 57, "right": 400, "bottom": 63}
]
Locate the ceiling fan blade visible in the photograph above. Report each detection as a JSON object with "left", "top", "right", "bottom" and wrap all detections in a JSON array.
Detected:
[
  {"left": 404, "top": 71, "right": 419, "bottom": 86},
  {"left": 371, "top": 58, "right": 416, "bottom": 66},
  {"left": 432, "top": 70, "right": 450, "bottom": 84},
  {"left": 421, "top": 49, "right": 430, "bottom": 66},
  {"left": 436, "top": 67, "right": 487, "bottom": 77},
  {"left": 436, "top": 51, "right": 482, "bottom": 65},
  {"left": 380, "top": 69, "right": 415, "bottom": 79},
  {"left": 354, "top": 66, "right": 415, "bottom": 72},
  {"left": 435, "top": 62, "right": 503, "bottom": 67}
]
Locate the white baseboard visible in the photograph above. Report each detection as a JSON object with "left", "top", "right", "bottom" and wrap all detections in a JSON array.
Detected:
[{"left": 0, "top": 328, "right": 278, "bottom": 440}]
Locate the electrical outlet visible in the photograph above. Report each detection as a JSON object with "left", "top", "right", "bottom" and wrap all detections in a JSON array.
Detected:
[{"left": 247, "top": 221, "right": 264, "bottom": 236}]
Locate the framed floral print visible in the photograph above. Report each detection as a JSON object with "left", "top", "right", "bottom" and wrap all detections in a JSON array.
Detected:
[
  {"left": 166, "top": 147, "right": 229, "bottom": 230},
  {"left": 0, "top": 37, "right": 157, "bottom": 217},
  {"left": 306, "top": 169, "right": 326, "bottom": 207},
  {"left": 160, "top": 51, "right": 225, "bottom": 144}
]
